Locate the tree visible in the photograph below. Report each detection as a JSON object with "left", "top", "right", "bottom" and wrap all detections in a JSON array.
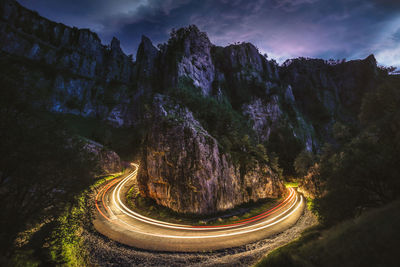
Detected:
[
  {"left": 294, "top": 150, "right": 315, "bottom": 177},
  {"left": 314, "top": 79, "right": 400, "bottom": 225}
]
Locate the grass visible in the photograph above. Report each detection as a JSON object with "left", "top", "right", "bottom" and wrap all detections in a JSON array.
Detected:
[
  {"left": 93, "top": 172, "right": 123, "bottom": 187},
  {"left": 284, "top": 181, "right": 299, "bottom": 188},
  {"left": 48, "top": 172, "right": 124, "bottom": 265},
  {"left": 126, "top": 189, "right": 286, "bottom": 226},
  {"left": 254, "top": 199, "right": 400, "bottom": 267},
  {"left": 9, "top": 250, "right": 41, "bottom": 267},
  {"left": 306, "top": 197, "right": 314, "bottom": 211},
  {"left": 48, "top": 193, "right": 89, "bottom": 266}
]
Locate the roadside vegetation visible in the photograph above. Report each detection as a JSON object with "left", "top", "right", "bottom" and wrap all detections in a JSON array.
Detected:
[
  {"left": 0, "top": 64, "right": 128, "bottom": 265},
  {"left": 256, "top": 73, "right": 400, "bottom": 266},
  {"left": 0, "top": 81, "right": 95, "bottom": 264},
  {"left": 7, "top": 172, "right": 122, "bottom": 266},
  {"left": 255, "top": 200, "right": 400, "bottom": 267},
  {"left": 47, "top": 173, "right": 121, "bottom": 266}
]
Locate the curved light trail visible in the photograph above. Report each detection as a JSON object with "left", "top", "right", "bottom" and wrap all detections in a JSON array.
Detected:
[{"left": 93, "top": 163, "right": 305, "bottom": 252}]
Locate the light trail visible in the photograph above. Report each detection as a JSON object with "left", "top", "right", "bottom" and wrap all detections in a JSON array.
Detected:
[{"left": 94, "top": 163, "right": 305, "bottom": 249}]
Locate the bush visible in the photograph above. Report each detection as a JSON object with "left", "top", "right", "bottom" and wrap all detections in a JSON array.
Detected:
[{"left": 313, "top": 79, "right": 400, "bottom": 225}]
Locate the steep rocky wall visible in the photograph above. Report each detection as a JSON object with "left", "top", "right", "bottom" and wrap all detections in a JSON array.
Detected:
[
  {"left": 297, "top": 164, "right": 325, "bottom": 199},
  {"left": 0, "top": 0, "right": 133, "bottom": 82},
  {"left": 137, "top": 95, "right": 285, "bottom": 214},
  {"left": 157, "top": 25, "right": 215, "bottom": 95},
  {"left": 0, "top": 1, "right": 384, "bottom": 214},
  {"left": 0, "top": 0, "right": 136, "bottom": 126},
  {"left": 280, "top": 55, "right": 378, "bottom": 120}
]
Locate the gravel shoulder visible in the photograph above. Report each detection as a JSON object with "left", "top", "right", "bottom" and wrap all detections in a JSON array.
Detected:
[{"left": 83, "top": 191, "right": 317, "bottom": 267}]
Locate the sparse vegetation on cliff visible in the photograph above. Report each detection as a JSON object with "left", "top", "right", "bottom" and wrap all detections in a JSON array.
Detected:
[{"left": 165, "top": 77, "right": 273, "bottom": 172}]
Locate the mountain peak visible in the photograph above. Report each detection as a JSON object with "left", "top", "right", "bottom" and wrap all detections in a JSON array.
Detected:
[
  {"left": 169, "top": 24, "right": 211, "bottom": 46},
  {"left": 365, "top": 54, "right": 377, "bottom": 65}
]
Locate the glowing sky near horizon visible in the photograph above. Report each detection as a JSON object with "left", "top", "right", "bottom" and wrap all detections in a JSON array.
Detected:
[{"left": 19, "top": 0, "right": 400, "bottom": 67}]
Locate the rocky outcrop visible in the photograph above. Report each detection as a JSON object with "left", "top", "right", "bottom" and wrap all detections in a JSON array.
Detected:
[
  {"left": 158, "top": 25, "right": 215, "bottom": 95},
  {"left": 0, "top": 0, "right": 135, "bottom": 126},
  {"left": 136, "top": 35, "right": 158, "bottom": 79},
  {"left": 280, "top": 55, "right": 378, "bottom": 120},
  {"left": 298, "top": 164, "right": 325, "bottom": 199},
  {"left": 243, "top": 96, "right": 282, "bottom": 143},
  {"left": 0, "top": 0, "right": 384, "bottom": 214},
  {"left": 0, "top": 0, "right": 133, "bottom": 82},
  {"left": 84, "top": 140, "right": 122, "bottom": 175},
  {"left": 218, "top": 42, "right": 279, "bottom": 82},
  {"left": 138, "top": 95, "right": 285, "bottom": 214}
]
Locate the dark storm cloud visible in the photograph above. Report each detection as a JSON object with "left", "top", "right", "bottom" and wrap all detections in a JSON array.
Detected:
[{"left": 18, "top": 0, "right": 400, "bottom": 66}]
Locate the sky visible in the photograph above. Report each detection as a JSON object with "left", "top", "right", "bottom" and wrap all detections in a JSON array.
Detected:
[{"left": 18, "top": 0, "right": 400, "bottom": 67}]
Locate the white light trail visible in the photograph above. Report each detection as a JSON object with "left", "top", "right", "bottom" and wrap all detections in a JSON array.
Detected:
[{"left": 97, "top": 164, "right": 304, "bottom": 239}]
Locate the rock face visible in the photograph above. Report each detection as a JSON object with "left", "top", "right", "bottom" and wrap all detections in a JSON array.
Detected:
[
  {"left": 242, "top": 97, "right": 282, "bottom": 143},
  {"left": 0, "top": 0, "right": 384, "bottom": 214},
  {"left": 138, "top": 95, "right": 285, "bottom": 214},
  {"left": 280, "top": 56, "right": 378, "bottom": 120},
  {"left": 298, "top": 164, "right": 325, "bottom": 199},
  {"left": 158, "top": 25, "right": 215, "bottom": 95},
  {"left": 84, "top": 140, "right": 122, "bottom": 175},
  {"left": 0, "top": 0, "right": 133, "bottom": 82},
  {"left": 0, "top": 0, "right": 135, "bottom": 126},
  {"left": 136, "top": 35, "right": 158, "bottom": 79}
]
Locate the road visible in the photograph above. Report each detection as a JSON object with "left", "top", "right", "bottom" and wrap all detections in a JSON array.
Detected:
[{"left": 93, "top": 163, "right": 305, "bottom": 252}]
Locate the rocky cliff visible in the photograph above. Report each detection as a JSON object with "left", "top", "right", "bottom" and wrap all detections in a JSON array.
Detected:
[
  {"left": 0, "top": 0, "right": 384, "bottom": 214},
  {"left": 138, "top": 95, "right": 284, "bottom": 214},
  {"left": 0, "top": 0, "right": 135, "bottom": 126},
  {"left": 84, "top": 140, "right": 122, "bottom": 175}
]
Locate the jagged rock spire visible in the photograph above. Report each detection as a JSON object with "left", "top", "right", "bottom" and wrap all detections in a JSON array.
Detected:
[{"left": 136, "top": 35, "right": 158, "bottom": 78}]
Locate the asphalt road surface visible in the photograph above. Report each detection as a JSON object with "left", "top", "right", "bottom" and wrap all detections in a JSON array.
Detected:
[{"left": 93, "top": 163, "right": 305, "bottom": 252}]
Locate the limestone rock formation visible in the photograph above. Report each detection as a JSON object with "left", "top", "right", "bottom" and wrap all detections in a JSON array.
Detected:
[
  {"left": 159, "top": 25, "right": 215, "bottom": 95},
  {"left": 136, "top": 35, "right": 158, "bottom": 78},
  {"left": 137, "top": 95, "right": 285, "bottom": 214},
  {"left": 298, "top": 164, "right": 325, "bottom": 199},
  {"left": 0, "top": 0, "right": 384, "bottom": 214},
  {"left": 84, "top": 140, "right": 122, "bottom": 175},
  {"left": 0, "top": 0, "right": 135, "bottom": 126}
]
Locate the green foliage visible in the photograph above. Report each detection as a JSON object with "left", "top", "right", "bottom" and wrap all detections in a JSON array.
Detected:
[
  {"left": 48, "top": 193, "right": 88, "bottom": 266},
  {"left": 313, "top": 79, "right": 400, "bottom": 225},
  {"left": 332, "top": 122, "right": 353, "bottom": 144},
  {"left": 284, "top": 181, "right": 299, "bottom": 188},
  {"left": 255, "top": 200, "right": 400, "bottom": 267},
  {"left": 267, "top": 125, "right": 303, "bottom": 176},
  {"left": 0, "top": 112, "right": 96, "bottom": 255},
  {"left": 294, "top": 150, "right": 316, "bottom": 177},
  {"left": 9, "top": 250, "right": 40, "bottom": 267}
]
